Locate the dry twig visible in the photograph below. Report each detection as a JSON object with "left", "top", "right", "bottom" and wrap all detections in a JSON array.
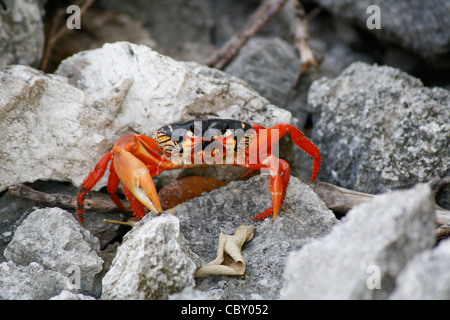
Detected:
[
  {"left": 436, "top": 224, "right": 450, "bottom": 240},
  {"left": 314, "top": 178, "right": 450, "bottom": 239},
  {"left": 287, "top": 0, "right": 323, "bottom": 87},
  {"left": 8, "top": 183, "right": 128, "bottom": 212},
  {"left": 205, "top": 0, "right": 288, "bottom": 69},
  {"left": 40, "top": 0, "right": 95, "bottom": 72},
  {"left": 206, "top": 0, "right": 322, "bottom": 87}
]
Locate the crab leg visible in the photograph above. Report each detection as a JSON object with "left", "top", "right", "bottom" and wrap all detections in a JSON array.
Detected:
[
  {"left": 107, "top": 160, "right": 127, "bottom": 211},
  {"left": 250, "top": 157, "right": 291, "bottom": 221},
  {"left": 250, "top": 123, "right": 321, "bottom": 184},
  {"left": 122, "top": 184, "right": 147, "bottom": 220},
  {"left": 77, "top": 152, "right": 113, "bottom": 224}
]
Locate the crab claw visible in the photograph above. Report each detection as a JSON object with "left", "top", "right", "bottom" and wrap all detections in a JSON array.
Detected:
[{"left": 113, "top": 149, "right": 162, "bottom": 214}]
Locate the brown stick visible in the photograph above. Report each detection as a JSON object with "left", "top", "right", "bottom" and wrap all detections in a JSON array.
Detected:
[
  {"left": 205, "top": 0, "right": 288, "bottom": 69},
  {"left": 288, "top": 0, "right": 323, "bottom": 87},
  {"left": 313, "top": 180, "right": 450, "bottom": 226},
  {"left": 8, "top": 184, "right": 129, "bottom": 212},
  {"left": 313, "top": 182, "right": 373, "bottom": 215},
  {"left": 40, "top": 0, "right": 95, "bottom": 72},
  {"left": 436, "top": 224, "right": 450, "bottom": 240}
]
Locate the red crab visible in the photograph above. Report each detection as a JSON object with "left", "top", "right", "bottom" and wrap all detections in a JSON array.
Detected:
[{"left": 76, "top": 119, "right": 321, "bottom": 224}]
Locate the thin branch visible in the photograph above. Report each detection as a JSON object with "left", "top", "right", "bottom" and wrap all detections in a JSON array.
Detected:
[
  {"left": 8, "top": 183, "right": 128, "bottom": 212},
  {"left": 436, "top": 224, "right": 450, "bottom": 240},
  {"left": 288, "top": 0, "right": 323, "bottom": 87},
  {"left": 313, "top": 180, "right": 450, "bottom": 227},
  {"left": 205, "top": 0, "right": 288, "bottom": 69},
  {"left": 40, "top": 0, "right": 95, "bottom": 72},
  {"left": 313, "top": 182, "right": 374, "bottom": 216}
]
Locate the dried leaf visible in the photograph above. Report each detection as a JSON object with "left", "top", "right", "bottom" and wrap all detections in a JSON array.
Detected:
[{"left": 195, "top": 225, "right": 254, "bottom": 277}]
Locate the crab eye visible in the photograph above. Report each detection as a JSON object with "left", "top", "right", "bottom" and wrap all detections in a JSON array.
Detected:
[{"left": 223, "top": 129, "right": 233, "bottom": 137}]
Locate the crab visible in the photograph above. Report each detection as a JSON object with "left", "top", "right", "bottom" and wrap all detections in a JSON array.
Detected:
[{"left": 76, "top": 119, "right": 321, "bottom": 224}]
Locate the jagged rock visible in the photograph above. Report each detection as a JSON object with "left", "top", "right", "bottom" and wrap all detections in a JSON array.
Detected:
[
  {"left": 389, "top": 237, "right": 450, "bottom": 300},
  {"left": 280, "top": 183, "right": 436, "bottom": 300},
  {"left": 0, "top": 0, "right": 44, "bottom": 67},
  {"left": 98, "top": 0, "right": 215, "bottom": 62},
  {"left": 4, "top": 207, "right": 103, "bottom": 296},
  {"left": 176, "top": 174, "right": 338, "bottom": 299},
  {"left": 312, "top": 0, "right": 450, "bottom": 60},
  {"left": 0, "top": 261, "right": 75, "bottom": 300},
  {"left": 50, "top": 290, "right": 96, "bottom": 300},
  {"left": 0, "top": 42, "right": 292, "bottom": 192},
  {"left": 101, "top": 214, "right": 202, "bottom": 300},
  {"left": 225, "top": 37, "right": 306, "bottom": 127},
  {"left": 310, "top": 62, "right": 450, "bottom": 194}
]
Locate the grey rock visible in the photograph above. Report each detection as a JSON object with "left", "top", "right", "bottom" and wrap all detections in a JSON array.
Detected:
[
  {"left": 0, "top": 64, "right": 122, "bottom": 192},
  {"left": 55, "top": 42, "right": 292, "bottom": 136},
  {"left": 223, "top": 29, "right": 373, "bottom": 182},
  {"left": 0, "top": 191, "right": 35, "bottom": 262},
  {"left": 4, "top": 207, "right": 103, "bottom": 296},
  {"left": 280, "top": 183, "right": 436, "bottom": 300},
  {"left": 310, "top": 62, "right": 450, "bottom": 194},
  {"left": 225, "top": 37, "right": 306, "bottom": 127},
  {"left": 389, "top": 237, "right": 450, "bottom": 300},
  {"left": 0, "top": 42, "right": 293, "bottom": 192},
  {"left": 101, "top": 214, "right": 202, "bottom": 300},
  {"left": 224, "top": 34, "right": 373, "bottom": 130},
  {"left": 176, "top": 174, "right": 338, "bottom": 299},
  {"left": 0, "top": 0, "right": 44, "bottom": 67},
  {"left": 169, "top": 287, "right": 221, "bottom": 300},
  {"left": 0, "top": 261, "right": 75, "bottom": 300},
  {"left": 98, "top": 0, "right": 215, "bottom": 62},
  {"left": 50, "top": 290, "right": 96, "bottom": 300},
  {"left": 312, "top": 0, "right": 450, "bottom": 59}
]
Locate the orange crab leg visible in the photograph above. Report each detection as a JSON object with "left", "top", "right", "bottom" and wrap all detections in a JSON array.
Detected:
[
  {"left": 107, "top": 160, "right": 127, "bottom": 212},
  {"left": 250, "top": 157, "right": 291, "bottom": 221},
  {"left": 249, "top": 123, "right": 321, "bottom": 184},
  {"left": 122, "top": 185, "right": 147, "bottom": 220},
  {"left": 77, "top": 151, "right": 113, "bottom": 224}
]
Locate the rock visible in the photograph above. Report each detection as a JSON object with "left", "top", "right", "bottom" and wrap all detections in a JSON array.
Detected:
[
  {"left": 55, "top": 41, "right": 292, "bottom": 135},
  {"left": 312, "top": 0, "right": 450, "bottom": 60},
  {"left": 280, "top": 183, "right": 436, "bottom": 300},
  {"left": 101, "top": 214, "right": 202, "bottom": 300},
  {"left": 223, "top": 34, "right": 373, "bottom": 181},
  {"left": 0, "top": 42, "right": 292, "bottom": 192},
  {"left": 224, "top": 35, "right": 373, "bottom": 131},
  {"left": 225, "top": 37, "right": 307, "bottom": 127},
  {"left": 0, "top": 0, "right": 44, "bottom": 67},
  {"left": 0, "top": 64, "right": 122, "bottom": 192},
  {"left": 169, "top": 287, "right": 221, "bottom": 300},
  {"left": 0, "top": 261, "right": 75, "bottom": 300},
  {"left": 389, "top": 237, "right": 450, "bottom": 300},
  {"left": 4, "top": 207, "right": 103, "bottom": 296},
  {"left": 175, "top": 174, "right": 338, "bottom": 299},
  {"left": 50, "top": 290, "right": 96, "bottom": 300},
  {"left": 98, "top": 0, "right": 215, "bottom": 62},
  {"left": 310, "top": 62, "right": 450, "bottom": 194},
  {"left": 0, "top": 191, "right": 35, "bottom": 263}
]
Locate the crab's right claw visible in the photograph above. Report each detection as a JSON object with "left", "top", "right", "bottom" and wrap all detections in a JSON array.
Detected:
[{"left": 113, "top": 150, "right": 162, "bottom": 215}]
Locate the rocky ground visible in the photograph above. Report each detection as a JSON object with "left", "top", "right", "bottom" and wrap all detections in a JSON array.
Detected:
[{"left": 0, "top": 0, "right": 449, "bottom": 300}]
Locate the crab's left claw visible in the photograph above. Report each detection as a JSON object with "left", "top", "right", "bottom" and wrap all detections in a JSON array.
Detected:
[{"left": 113, "top": 149, "right": 162, "bottom": 215}]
